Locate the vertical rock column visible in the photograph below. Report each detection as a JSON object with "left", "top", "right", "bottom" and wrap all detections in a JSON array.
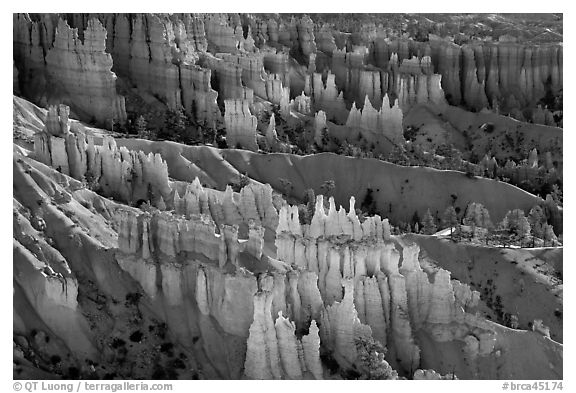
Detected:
[
  {"left": 45, "top": 18, "right": 126, "bottom": 126},
  {"left": 224, "top": 99, "right": 258, "bottom": 151}
]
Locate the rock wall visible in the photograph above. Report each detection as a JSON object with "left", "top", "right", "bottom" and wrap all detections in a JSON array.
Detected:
[
  {"left": 35, "top": 128, "right": 172, "bottom": 203},
  {"left": 217, "top": 53, "right": 290, "bottom": 105},
  {"left": 224, "top": 99, "right": 258, "bottom": 151},
  {"left": 397, "top": 55, "right": 434, "bottom": 75},
  {"left": 117, "top": 208, "right": 267, "bottom": 272},
  {"left": 315, "top": 24, "right": 337, "bottom": 54},
  {"left": 243, "top": 284, "right": 323, "bottom": 379},
  {"left": 331, "top": 49, "right": 371, "bottom": 105},
  {"left": 265, "top": 75, "right": 289, "bottom": 106},
  {"left": 16, "top": 13, "right": 563, "bottom": 379},
  {"left": 174, "top": 168, "right": 280, "bottom": 232},
  {"left": 355, "top": 69, "right": 383, "bottom": 109},
  {"left": 14, "top": 233, "right": 95, "bottom": 358},
  {"left": 265, "top": 114, "right": 290, "bottom": 153},
  {"left": 204, "top": 15, "right": 242, "bottom": 53},
  {"left": 395, "top": 73, "right": 448, "bottom": 112},
  {"left": 319, "top": 279, "right": 373, "bottom": 367},
  {"left": 34, "top": 113, "right": 280, "bottom": 230},
  {"left": 201, "top": 54, "right": 255, "bottom": 103},
  {"left": 219, "top": 53, "right": 268, "bottom": 99},
  {"left": 115, "top": 206, "right": 263, "bottom": 342},
  {"left": 368, "top": 36, "right": 561, "bottom": 114},
  {"left": 15, "top": 13, "right": 561, "bottom": 128},
  {"left": 13, "top": 61, "right": 20, "bottom": 94},
  {"left": 278, "top": 18, "right": 298, "bottom": 49},
  {"left": 13, "top": 14, "right": 52, "bottom": 102},
  {"left": 180, "top": 64, "right": 222, "bottom": 125},
  {"left": 100, "top": 13, "right": 231, "bottom": 124},
  {"left": 272, "top": 193, "right": 495, "bottom": 375},
  {"left": 263, "top": 51, "right": 290, "bottom": 87},
  {"left": 306, "top": 72, "right": 348, "bottom": 124},
  {"left": 44, "top": 104, "right": 71, "bottom": 136},
  {"left": 57, "top": 13, "right": 227, "bottom": 124},
  {"left": 296, "top": 16, "right": 316, "bottom": 58},
  {"left": 14, "top": 15, "right": 126, "bottom": 126},
  {"left": 292, "top": 92, "right": 312, "bottom": 115},
  {"left": 28, "top": 126, "right": 557, "bottom": 378},
  {"left": 346, "top": 95, "right": 404, "bottom": 144},
  {"left": 313, "top": 111, "right": 327, "bottom": 146},
  {"left": 181, "top": 14, "right": 208, "bottom": 52},
  {"left": 128, "top": 14, "right": 183, "bottom": 110},
  {"left": 51, "top": 17, "right": 126, "bottom": 125},
  {"left": 429, "top": 39, "right": 563, "bottom": 113}
]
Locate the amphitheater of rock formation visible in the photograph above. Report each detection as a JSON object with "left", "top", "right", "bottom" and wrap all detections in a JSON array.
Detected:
[{"left": 13, "top": 13, "right": 562, "bottom": 381}]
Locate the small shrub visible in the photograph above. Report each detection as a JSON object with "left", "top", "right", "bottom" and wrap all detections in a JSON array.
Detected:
[
  {"left": 151, "top": 367, "right": 166, "bottom": 379},
  {"left": 67, "top": 367, "right": 80, "bottom": 379},
  {"left": 129, "top": 331, "right": 143, "bottom": 343},
  {"left": 125, "top": 292, "right": 142, "bottom": 307},
  {"left": 111, "top": 338, "right": 126, "bottom": 349},
  {"left": 50, "top": 355, "right": 62, "bottom": 365},
  {"left": 160, "top": 342, "right": 174, "bottom": 357}
]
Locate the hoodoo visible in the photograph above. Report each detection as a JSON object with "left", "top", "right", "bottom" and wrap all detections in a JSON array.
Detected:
[{"left": 13, "top": 13, "right": 562, "bottom": 382}]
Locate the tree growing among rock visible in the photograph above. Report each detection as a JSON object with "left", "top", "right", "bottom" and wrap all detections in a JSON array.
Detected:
[
  {"left": 320, "top": 180, "right": 336, "bottom": 196},
  {"left": 278, "top": 178, "right": 293, "bottom": 198},
  {"left": 304, "top": 188, "right": 316, "bottom": 224},
  {"left": 500, "top": 209, "right": 531, "bottom": 245},
  {"left": 135, "top": 115, "right": 148, "bottom": 138},
  {"left": 361, "top": 188, "right": 377, "bottom": 215},
  {"left": 463, "top": 202, "right": 493, "bottom": 239},
  {"left": 317, "top": 128, "right": 330, "bottom": 151},
  {"left": 422, "top": 209, "right": 437, "bottom": 235},
  {"left": 354, "top": 336, "right": 398, "bottom": 380},
  {"left": 229, "top": 172, "right": 250, "bottom": 192},
  {"left": 387, "top": 145, "right": 410, "bottom": 166},
  {"left": 528, "top": 205, "right": 547, "bottom": 240},
  {"left": 411, "top": 211, "right": 421, "bottom": 232},
  {"left": 442, "top": 206, "right": 458, "bottom": 239},
  {"left": 159, "top": 108, "right": 190, "bottom": 143},
  {"left": 550, "top": 184, "right": 563, "bottom": 206},
  {"left": 543, "top": 224, "right": 558, "bottom": 246}
]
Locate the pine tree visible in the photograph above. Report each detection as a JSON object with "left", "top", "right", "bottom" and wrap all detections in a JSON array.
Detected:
[
  {"left": 305, "top": 188, "right": 316, "bottom": 224},
  {"left": 500, "top": 209, "right": 531, "bottom": 245},
  {"left": 528, "top": 205, "right": 547, "bottom": 239},
  {"left": 160, "top": 108, "right": 187, "bottom": 142},
  {"left": 279, "top": 178, "right": 293, "bottom": 198},
  {"left": 146, "top": 183, "right": 154, "bottom": 206},
  {"left": 543, "top": 224, "right": 558, "bottom": 246},
  {"left": 550, "top": 184, "right": 562, "bottom": 205},
  {"left": 354, "top": 336, "right": 398, "bottom": 380},
  {"left": 405, "top": 222, "right": 412, "bottom": 233},
  {"left": 388, "top": 145, "right": 410, "bottom": 166},
  {"left": 478, "top": 205, "right": 493, "bottom": 230},
  {"left": 320, "top": 180, "right": 336, "bottom": 196},
  {"left": 442, "top": 206, "right": 458, "bottom": 239},
  {"left": 361, "top": 188, "right": 377, "bottom": 215},
  {"left": 463, "top": 202, "right": 493, "bottom": 238},
  {"left": 422, "top": 209, "right": 437, "bottom": 235},
  {"left": 319, "top": 128, "right": 330, "bottom": 150},
  {"left": 135, "top": 115, "right": 148, "bottom": 138},
  {"left": 463, "top": 203, "right": 478, "bottom": 236},
  {"left": 411, "top": 211, "right": 421, "bottom": 231}
]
